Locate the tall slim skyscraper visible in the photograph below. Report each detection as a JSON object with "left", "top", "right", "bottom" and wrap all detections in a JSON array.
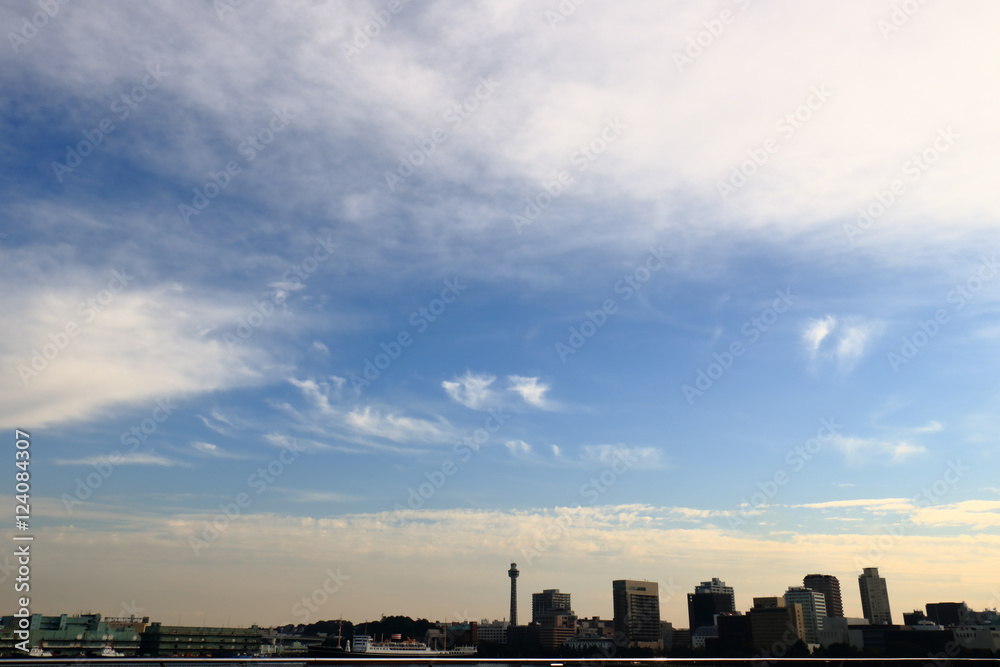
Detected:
[
  {"left": 858, "top": 567, "right": 892, "bottom": 625},
  {"left": 508, "top": 563, "right": 519, "bottom": 626},
  {"left": 612, "top": 580, "right": 662, "bottom": 649},
  {"left": 803, "top": 574, "right": 843, "bottom": 618},
  {"left": 784, "top": 586, "right": 827, "bottom": 644}
]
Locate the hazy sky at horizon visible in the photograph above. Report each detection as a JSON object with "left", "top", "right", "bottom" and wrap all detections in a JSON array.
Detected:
[{"left": 1, "top": 0, "right": 999, "bottom": 628}]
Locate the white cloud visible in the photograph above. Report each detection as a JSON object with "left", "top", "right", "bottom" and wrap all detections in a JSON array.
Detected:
[
  {"left": 312, "top": 340, "right": 330, "bottom": 355},
  {"left": 911, "top": 500, "right": 1000, "bottom": 530},
  {"left": 507, "top": 375, "right": 553, "bottom": 409},
  {"left": 803, "top": 316, "right": 836, "bottom": 357},
  {"left": 345, "top": 406, "right": 452, "bottom": 444},
  {"left": 581, "top": 444, "right": 664, "bottom": 469},
  {"left": 830, "top": 434, "right": 926, "bottom": 465},
  {"left": 190, "top": 441, "right": 246, "bottom": 459},
  {"left": 196, "top": 409, "right": 240, "bottom": 437},
  {"left": 794, "top": 498, "right": 913, "bottom": 511},
  {"left": 505, "top": 439, "right": 533, "bottom": 458},
  {"left": 56, "top": 452, "right": 187, "bottom": 467},
  {"left": 801, "top": 315, "right": 884, "bottom": 371},
  {"left": 442, "top": 371, "right": 497, "bottom": 409},
  {"left": 914, "top": 420, "right": 944, "bottom": 433},
  {"left": 275, "top": 489, "right": 356, "bottom": 503},
  {"left": 835, "top": 320, "right": 884, "bottom": 371},
  {"left": 0, "top": 269, "right": 285, "bottom": 429}
]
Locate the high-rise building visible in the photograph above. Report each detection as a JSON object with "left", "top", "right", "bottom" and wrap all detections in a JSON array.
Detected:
[
  {"left": 532, "top": 589, "right": 572, "bottom": 624},
  {"left": 803, "top": 574, "right": 843, "bottom": 618},
  {"left": 696, "top": 577, "right": 736, "bottom": 602},
  {"left": 687, "top": 578, "right": 736, "bottom": 631},
  {"left": 784, "top": 586, "right": 827, "bottom": 644},
  {"left": 747, "top": 597, "right": 805, "bottom": 651},
  {"left": 532, "top": 589, "right": 576, "bottom": 650},
  {"left": 508, "top": 563, "right": 519, "bottom": 627},
  {"left": 612, "top": 580, "right": 662, "bottom": 649},
  {"left": 858, "top": 567, "right": 892, "bottom": 625}
]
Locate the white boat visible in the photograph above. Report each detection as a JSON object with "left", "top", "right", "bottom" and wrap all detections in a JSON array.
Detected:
[
  {"left": 351, "top": 635, "right": 476, "bottom": 656},
  {"left": 99, "top": 645, "right": 124, "bottom": 657},
  {"left": 28, "top": 646, "right": 53, "bottom": 657}
]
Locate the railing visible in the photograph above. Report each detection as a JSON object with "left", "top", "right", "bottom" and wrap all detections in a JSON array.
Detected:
[{"left": 0, "top": 658, "right": 999, "bottom": 666}]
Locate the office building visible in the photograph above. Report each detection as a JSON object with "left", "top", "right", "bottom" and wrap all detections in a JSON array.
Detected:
[
  {"left": 687, "top": 578, "right": 736, "bottom": 631},
  {"left": 716, "top": 612, "right": 752, "bottom": 649},
  {"left": 803, "top": 574, "right": 843, "bottom": 618},
  {"left": 926, "top": 602, "right": 970, "bottom": 627},
  {"left": 577, "top": 616, "right": 614, "bottom": 638},
  {"left": 747, "top": 597, "right": 805, "bottom": 651},
  {"left": 858, "top": 568, "right": 892, "bottom": 625},
  {"left": 532, "top": 589, "right": 572, "bottom": 624},
  {"left": 612, "top": 579, "right": 662, "bottom": 649},
  {"left": 531, "top": 589, "right": 576, "bottom": 649},
  {"left": 784, "top": 586, "right": 827, "bottom": 645},
  {"left": 477, "top": 619, "right": 509, "bottom": 645},
  {"left": 139, "top": 622, "right": 261, "bottom": 657}
]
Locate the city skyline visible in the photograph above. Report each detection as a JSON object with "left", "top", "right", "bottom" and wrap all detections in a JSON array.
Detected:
[
  {"left": 15, "top": 565, "right": 997, "bottom": 632},
  {"left": 2, "top": 0, "right": 1000, "bottom": 628}
]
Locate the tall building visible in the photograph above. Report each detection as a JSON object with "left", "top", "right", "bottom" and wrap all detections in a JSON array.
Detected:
[
  {"left": 803, "top": 574, "right": 843, "bottom": 618},
  {"left": 687, "top": 578, "right": 736, "bottom": 631},
  {"left": 858, "top": 567, "right": 892, "bottom": 625},
  {"left": 695, "top": 577, "right": 736, "bottom": 601},
  {"left": 532, "top": 589, "right": 576, "bottom": 650},
  {"left": 747, "top": 597, "right": 805, "bottom": 651},
  {"left": 784, "top": 586, "right": 827, "bottom": 644},
  {"left": 508, "top": 563, "right": 519, "bottom": 627},
  {"left": 532, "top": 589, "right": 572, "bottom": 624},
  {"left": 612, "top": 580, "right": 662, "bottom": 649}
]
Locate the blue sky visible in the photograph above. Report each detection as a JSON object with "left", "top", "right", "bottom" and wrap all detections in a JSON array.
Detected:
[{"left": 2, "top": 0, "right": 999, "bottom": 628}]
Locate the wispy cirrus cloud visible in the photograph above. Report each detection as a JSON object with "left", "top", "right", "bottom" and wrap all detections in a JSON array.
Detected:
[
  {"left": 189, "top": 441, "right": 246, "bottom": 460},
  {"left": 442, "top": 371, "right": 498, "bottom": 409},
  {"left": 801, "top": 315, "right": 884, "bottom": 372},
  {"left": 275, "top": 488, "right": 357, "bottom": 503},
  {"left": 913, "top": 420, "right": 944, "bottom": 433},
  {"left": 505, "top": 439, "right": 534, "bottom": 458},
  {"left": 345, "top": 406, "right": 453, "bottom": 444},
  {"left": 56, "top": 452, "right": 187, "bottom": 467},
  {"left": 507, "top": 375, "right": 554, "bottom": 409},
  {"left": 803, "top": 315, "right": 836, "bottom": 357},
  {"left": 830, "top": 434, "right": 925, "bottom": 465},
  {"left": 581, "top": 444, "right": 664, "bottom": 470}
]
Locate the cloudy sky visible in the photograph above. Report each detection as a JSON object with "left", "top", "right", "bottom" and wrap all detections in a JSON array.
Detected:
[{"left": 2, "top": 0, "right": 999, "bottom": 628}]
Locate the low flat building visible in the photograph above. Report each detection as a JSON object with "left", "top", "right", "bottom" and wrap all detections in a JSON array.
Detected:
[
  {"left": 0, "top": 613, "right": 143, "bottom": 656},
  {"left": 477, "top": 619, "right": 509, "bottom": 645},
  {"left": 139, "top": 622, "right": 262, "bottom": 657}
]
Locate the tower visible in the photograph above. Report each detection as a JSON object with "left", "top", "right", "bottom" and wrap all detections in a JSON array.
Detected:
[
  {"left": 858, "top": 567, "right": 892, "bottom": 625},
  {"left": 784, "top": 586, "right": 827, "bottom": 644},
  {"left": 612, "top": 580, "right": 662, "bottom": 649},
  {"left": 508, "top": 562, "right": 519, "bottom": 626},
  {"left": 803, "top": 574, "right": 843, "bottom": 618}
]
